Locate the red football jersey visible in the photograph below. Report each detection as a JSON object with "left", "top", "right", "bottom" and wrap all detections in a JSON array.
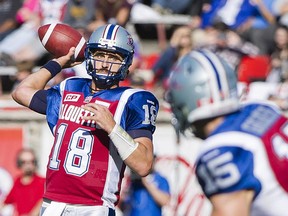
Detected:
[{"left": 44, "top": 78, "right": 159, "bottom": 208}]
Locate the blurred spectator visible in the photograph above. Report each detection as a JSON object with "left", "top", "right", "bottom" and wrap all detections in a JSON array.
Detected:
[
  {"left": 0, "top": 0, "right": 43, "bottom": 65},
  {"left": 200, "top": 0, "right": 274, "bottom": 55},
  {"left": 62, "top": 0, "right": 96, "bottom": 39},
  {"left": 186, "top": 0, "right": 212, "bottom": 29},
  {"left": 0, "top": 60, "right": 34, "bottom": 96},
  {"left": 273, "top": 0, "right": 288, "bottom": 27},
  {"left": 40, "top": 0, "right": 68, "bottom": 25},
  {"left": 0, "top": 0, "right": 68, "bottom": 65},
  {"left": 121, "top": 156, "right": 170, "bottom": 216},
  {"left": 87, "top": 0, "right": 134, "bottom": 32},
  {"left": 201, "top": 0, "right": 276, "bottom": 55},
  {"left": 0, "top": 0, "right": 22, "bottom": 42},
  {"left": 239, "top": 0, "right": 276, "bottom": 55},
  {"left": 201, "top": 0, "right": 258, "bottom": 30},
  {"left": 12, "top": 60, "right": 35, "bottom": 90},
  {"left": 151, "top": 26, "right": 193, "bottom": 89},
  {"left": 267, "top": 83, "right": 288, "bottom": 110},
  {"left": 150, "top": 0, "right": 191, "bottom": 15},
  {"left": 0, "top": 148, "right": 45, "bottom": 216},
  {"left": 266, "top": 25, "right": 288, "bottom": 83},
  {"left": 200, "top": 22, "right": 260, "bottom": 69},
  {"left": 241, "top": 24, "right": 287, "bottom": 110}
]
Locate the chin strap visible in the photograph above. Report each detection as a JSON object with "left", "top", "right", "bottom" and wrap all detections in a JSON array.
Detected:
[{"left": 90, "top": 77, "right": 120, "bottom": 92}]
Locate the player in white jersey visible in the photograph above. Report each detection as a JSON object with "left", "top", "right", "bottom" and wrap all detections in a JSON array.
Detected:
[
  {"left": 12, "top": 24, "right": 159, "bottom": 216},
  {"left": 166, "top": 49, "right": 288, "bottom": 216}
]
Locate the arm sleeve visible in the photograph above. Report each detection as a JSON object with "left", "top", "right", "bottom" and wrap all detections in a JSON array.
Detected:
[
  {"left": 124, "top": 91, "right": 159, "bottom": 135},
  {"left": 128, "top": 129, "right": 153, "bottom": 140},
  {"left": 28, "top": 90, "right": 48, "bottom": 114}
]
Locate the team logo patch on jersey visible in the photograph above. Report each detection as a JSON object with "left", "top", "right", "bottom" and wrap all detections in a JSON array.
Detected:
[
  {"left": 64, "top": 94, "right": 81, "bottom": 102},
  {"left": 84, "top": 96, "right": 93, "bottom": 103}
]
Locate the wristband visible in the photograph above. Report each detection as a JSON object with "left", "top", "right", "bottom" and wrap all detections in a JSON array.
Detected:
[
  {"left": 108, "top": 124, "right": 139, "bottom": 160},
  {"left": 41, "top": 60, "right": 62, "bottom": 77}
]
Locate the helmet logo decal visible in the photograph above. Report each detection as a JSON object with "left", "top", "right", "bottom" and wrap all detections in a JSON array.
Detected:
[
  {"left": 99, "top": 38, "right": 116, "bottom": 49},
  {"left": 127, "top": 34, "right": 134, "bottom": 49},
  {"left": 99, "top": 24, "right": 120, "bottom": 49}
]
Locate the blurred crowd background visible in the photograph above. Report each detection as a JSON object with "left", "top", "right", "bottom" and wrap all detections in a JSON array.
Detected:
[{"left": 0, "top": 0, "right": 288, "bottom": 215}]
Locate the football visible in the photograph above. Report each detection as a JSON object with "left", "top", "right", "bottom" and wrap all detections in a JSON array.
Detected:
[{"left": 38, "top": 23, "right": 86, "bottom": 62}]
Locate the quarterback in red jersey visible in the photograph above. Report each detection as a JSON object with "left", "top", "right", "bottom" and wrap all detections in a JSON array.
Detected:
[{"left": 12, "top": 24, "right": 159, "bottom": 216}]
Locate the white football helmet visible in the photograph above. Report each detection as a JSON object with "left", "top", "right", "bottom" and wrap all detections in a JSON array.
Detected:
[
  {"left": 166, "top": 49, "right": 240, "bottom": 133},
  {"left": 85, "top": 24, "right": 134, "bottom": 89}
]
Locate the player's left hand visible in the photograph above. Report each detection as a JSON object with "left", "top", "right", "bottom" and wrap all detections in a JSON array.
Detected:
[{"left": 81, "top": 103, "right": 116, "bottom": 133}]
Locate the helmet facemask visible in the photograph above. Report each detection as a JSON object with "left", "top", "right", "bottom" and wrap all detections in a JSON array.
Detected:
[{"left": 85, "top": 47, "right": 128, "bottom": 89}]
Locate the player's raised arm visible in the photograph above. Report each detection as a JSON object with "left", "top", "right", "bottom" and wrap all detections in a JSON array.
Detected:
[{"left": 11, "top": 47, "right": 80, "bottom": 108}]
